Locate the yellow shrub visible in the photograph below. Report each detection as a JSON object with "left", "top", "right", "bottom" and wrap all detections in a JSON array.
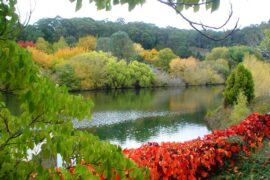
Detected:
[
  {"left": 243, "top": 55, "right": 270, "bottom": 97},
  {"left": 53, "top": 47, "right": 86, "bottom": 60},
  {"left": 77, "top": 35, "right": 97, "bottom": 51},
  {"left": 29, "top": 48, "right": 53, "bottom": 69},
  {"left": 141, "top": 49, "right": 158, "bottom": 63},
  {"left": 169, "top": 57, "right": 198, "bottom": 77}
]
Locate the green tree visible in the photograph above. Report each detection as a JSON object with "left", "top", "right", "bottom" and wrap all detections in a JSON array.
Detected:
[
  {"left": 35, "top": 37, "right": 52, "bottom": 54},
  {"left": 230, "top": 91, "right": 251, "bottom": 125},
  {"left": 55, "top": 64, "right": 80, "bottom": 90},
  {"left": 154, "top": 48, "right": 177, "bottom": 71},
  {"left": 105, "top": 59, "right": 132, "bottom": 88},
  {"left": 96, "top": 37, "right": 112, "bottom": 52},
  {"left": 128, "top": 61, "right": 154, "bottom": 87},
  {"left": 0, "top": 1, "right": 147, "bottom": 178},
  {"left": 52, "top": 36, "right": 69, "bottom": 51},
  {"left": 258, "top": 29, "right": 270, "bottom": 59},
  {"left": 110, "top": 31, "right": 136, "bottom": 60},
  {"left": 224, "top": 64, "right": 254, "bottom": 106}
]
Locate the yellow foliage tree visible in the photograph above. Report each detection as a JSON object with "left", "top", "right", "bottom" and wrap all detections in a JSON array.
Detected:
[
  {"left": 28, "top": 48, "right": 54, "bottom": 69},
  {"left": 243, "top": 55, "right": 270, "bottom": 97},
  {"left": 141, "top": 49, "right": 158, "bottom": 63},
  {"left": 169, "top": 57, "right": 198, "bottom": 77},
  {"left": 77, "top": 35, "right": 97, "bottom": 51},
  {"left": 53, "top": 47, "right": 86, "bottom": 60}
]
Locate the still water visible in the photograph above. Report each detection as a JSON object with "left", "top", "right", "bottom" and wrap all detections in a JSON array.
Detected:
[{"left": 75, "top": 86, "right": 223, "bottom": 148}]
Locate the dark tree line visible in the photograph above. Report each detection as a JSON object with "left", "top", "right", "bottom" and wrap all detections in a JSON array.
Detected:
[{"left": 17, "top": 16, "right": 270, "bottom": 57}]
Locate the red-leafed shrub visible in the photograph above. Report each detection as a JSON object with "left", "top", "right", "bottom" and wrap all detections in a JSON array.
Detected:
[
  {"left": 124, "top": 113, "right": 270, "bottom": 179},
  {"left": 17, "top": 40, "right": 35, "bottom": 48}
]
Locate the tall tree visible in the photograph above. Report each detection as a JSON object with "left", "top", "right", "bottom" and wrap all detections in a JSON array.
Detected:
[{"left": 110, "top": 31, "right": 136, "bottom": 60}]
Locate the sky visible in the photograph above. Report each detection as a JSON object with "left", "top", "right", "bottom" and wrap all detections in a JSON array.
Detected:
[{"left": 16, "top": 0, "right": 270, "bottom": 30}]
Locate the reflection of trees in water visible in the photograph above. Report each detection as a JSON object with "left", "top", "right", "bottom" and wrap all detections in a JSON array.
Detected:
[
  {"left": 85, "top": 111, "right": 208, "bottom": 144},
  {"left": 169, "top": 86, "right": 224, "bottom": 112},
  {"left": 78, "top": 86, "right": 223, "bottom": 113}
]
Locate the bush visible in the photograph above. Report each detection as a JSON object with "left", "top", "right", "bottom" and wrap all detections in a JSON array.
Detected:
[
  {"left": 35, "top": 37, "right": 53, "bottom": 54},
  {"left": 68, "top": 52, "right": 112, "bottom": 90},
  {"left": 230, "top": 91, "right": 251, "bottom": 125},
  {"left": 128, "top": 61, "right": 154, "bottom": 87},
  {"left": 224, "top": 64, "right": 254, "bottom": 106},
  {"left": 53, "top": 47, "right": 86, "bottom": 60},
  {"left": 169, "top": 57, "right": 224, "bottom": 85},
  {"left": 141, "top": 49, "right": 158, "bottom": 64},
  {"left": 77, "top": 35, "right": 97, "bottom": 51},
  {"left": 154, "top": 48, "right": 177, "bottom": 71},
  {"left": 55, "top": 64, "right": 80, "bottom": 90},
  {"left": 105, "top": 59, "right": 132, "bottom": 88},
  {"left": 243, "top": 55, "right": 270, "bottom": 97},
  {"left": 52, "top": 36, "right": 69, "bottom": 52},
  {"left": 29, "top": 48, "right": 54, "bottom": 69}
]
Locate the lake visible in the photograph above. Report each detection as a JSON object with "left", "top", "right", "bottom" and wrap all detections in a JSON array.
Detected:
[{"left": 74, "top": 86, "right": 224, "bottom": 148}]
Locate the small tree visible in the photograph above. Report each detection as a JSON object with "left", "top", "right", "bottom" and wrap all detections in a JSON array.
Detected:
[
  {"left": 77, "top": 35, "right": 97, "bottom": 51},
  {"left": 35, "top": 37, "right": 52, "bottom": 54},
  {"left": 230, "top": 91, "right": 251, "bottom": 125},
  {"left": 110, "top": 31, "right": 135, "bottom": 61},
  {"left": 52, "top": 36, "right": 69, "bottom": 51},
  {"left": 224, "top": 64, "right": 254, "bottom": 106},
  {"left": 154, "top": 48, "right": 177, "bottom": 71}
]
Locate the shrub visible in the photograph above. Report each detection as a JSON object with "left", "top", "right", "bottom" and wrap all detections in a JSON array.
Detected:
[
  {"left": 169, "top": 57, "right": 224, "bottom": 85},
  {"left": 154, "top": 48, "right": 177, "bottom": 71},
  {"left": 205, "top": 47, "right": 229, "bottom": 61},
  {"left": 243, "top": 55, "right": 270, "bottom": 97},
  {"left": 52, "top": 36, "right": 69, "bottom": 52},
  {"left": 230, "top": 91, "right": 251, "bottom": 125},
  {"left": 35, "top": 37, "right": 52, "bottom": 54},
  {"left": 77, "top": 35, "right": 97, "bottom": 51},
  {"left": 141, "top": 49, "right": 158, "bottom": 64},
  {"left": 17, "top": 40, "right": 35, "bottom": 48},
  {"left": 124, "top": 113, "right": 270, "bottom": 179},
  {"left": 55, "top": 64, "right": 80, "bottom": 90},
  {"left": 29, "top": 48, "right": 54, "bottom": 69},
  {"left": 65, "top": 52, "right": 111, "bottom": 90},
  {"left": 53, "top": 47, "right": 86, "bottom": 60},
  {"left": 105, "top": 59, "right": 132, "bottom": 88},
  {"left": 224, "top": 64, "right": 254, "bottom": 106},
  {"left": 128, "top": 61, "right": 154, "bottom": 87}
]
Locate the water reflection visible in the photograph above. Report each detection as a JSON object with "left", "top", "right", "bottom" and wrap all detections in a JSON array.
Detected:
[{"left": 77, "top": 86, "right": 223, "bottom": 148}]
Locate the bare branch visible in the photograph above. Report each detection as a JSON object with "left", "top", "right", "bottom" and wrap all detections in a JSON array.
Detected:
[
  {"left": 158, "top": 0, "right": 216, "bottom": 7},
  {"left": 157, "top": 0, "right": 239, "bottom": 41}
]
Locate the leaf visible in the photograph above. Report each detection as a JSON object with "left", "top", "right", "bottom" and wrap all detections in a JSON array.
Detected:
[
  {"left": 193, "top": 5, "right": 199, "bottom": 12},
  {"left": 211, "top": 0, "right": 220, "bottom": 13},
  {"left": 75, "top": 0, "right": 82, "bottom": 11}
]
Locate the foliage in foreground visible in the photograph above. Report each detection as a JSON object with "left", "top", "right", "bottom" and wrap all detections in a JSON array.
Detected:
[
  {"left": 0, "top": 41, "right": 147, "bottom": 179},
  {"left": 124, "top": 113, "right": 270, "bottom": 179}
]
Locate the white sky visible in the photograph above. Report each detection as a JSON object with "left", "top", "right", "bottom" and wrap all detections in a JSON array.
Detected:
[{"left": 16, "top": 0, "right": 270, "bottom": 30}]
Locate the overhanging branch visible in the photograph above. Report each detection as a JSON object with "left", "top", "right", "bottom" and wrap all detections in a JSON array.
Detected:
[{"left": 157, "top": 0, "right": 239, "bottom": 41}]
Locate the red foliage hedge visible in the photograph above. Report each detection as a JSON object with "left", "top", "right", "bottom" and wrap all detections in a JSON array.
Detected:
[
  {"left": 123, "top": 113, "right": 270, "bottom": 179},
  {"left": 17, "top": 40, "right": 35, "bottom": 48}
]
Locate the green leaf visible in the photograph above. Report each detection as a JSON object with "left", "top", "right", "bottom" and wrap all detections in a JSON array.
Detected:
[
  {"left": 211, "top": 0, "right": 220, "bottom": 12},
  {"left": 75, "top": 0, "right": 82, "bottom": 11}
]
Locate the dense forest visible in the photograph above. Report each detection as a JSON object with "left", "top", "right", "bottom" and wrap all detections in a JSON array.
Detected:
[{"left": 17, "top": 16, "right": 270, "bottom": 58}]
